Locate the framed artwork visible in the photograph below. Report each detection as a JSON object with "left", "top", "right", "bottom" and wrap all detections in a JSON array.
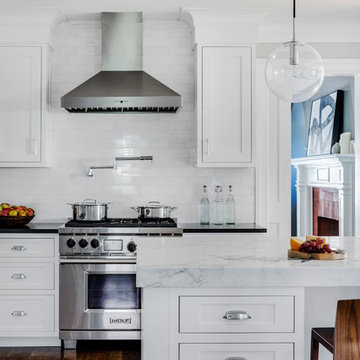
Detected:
[{"left": 306, "top": 90, "right": 344, "bottom": 156}]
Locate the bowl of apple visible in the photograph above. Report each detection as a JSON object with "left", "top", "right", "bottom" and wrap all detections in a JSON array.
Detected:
[{"left": 0, "top": 203, "right": 35, "bottom": 227}]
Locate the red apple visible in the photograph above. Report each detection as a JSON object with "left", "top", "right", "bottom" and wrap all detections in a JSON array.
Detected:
[
  {"left": 25, "top": 208, "right": 34, "bottom": 216},
  {"left": 2, "top": 208, "right": 10, "bottom": 214},
  {"left": 18, "top": 210, "right": 27, "bottom": 216},
  {"left": 0, "top": 210, "right": 8, "bottom": 216},
  {"left": 9, "top": 210, "right": 18, "bottom": 216}
]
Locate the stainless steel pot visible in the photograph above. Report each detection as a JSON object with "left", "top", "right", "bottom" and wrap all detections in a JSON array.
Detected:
[
  {"left": 69, "top": 199, "right": 109, "bottom": 221},
  {"left": 131, "top": 201, "right": 177, "bottom": 219}
]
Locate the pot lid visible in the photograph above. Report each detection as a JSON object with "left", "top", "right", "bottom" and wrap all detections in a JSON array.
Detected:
[
  {"left": 140, "top": 201, "right": 172, "bottom": 209},
  {"left": 70, "top": 199, "right": 109, "bottom": 206}
]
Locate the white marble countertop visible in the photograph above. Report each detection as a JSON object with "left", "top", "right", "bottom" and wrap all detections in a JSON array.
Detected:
[{"left": 136, "top": 235, "right": 360, "bottom": 287}]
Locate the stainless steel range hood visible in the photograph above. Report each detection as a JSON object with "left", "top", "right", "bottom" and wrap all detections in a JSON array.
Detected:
[{"left": 61, "top": 13, "right": 182, "bottom": 113}]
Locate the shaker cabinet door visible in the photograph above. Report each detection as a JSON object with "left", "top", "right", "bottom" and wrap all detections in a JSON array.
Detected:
[
  {"left": 201, "top": 46, "right": 252, "bottom": 165},
  {"left": 0, "top": 46, "right": 42, "bottom": 163}
]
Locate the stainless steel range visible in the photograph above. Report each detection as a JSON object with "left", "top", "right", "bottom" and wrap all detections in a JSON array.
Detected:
[{"left": 59, "top": 218, "right": 182, "bottom": 350}]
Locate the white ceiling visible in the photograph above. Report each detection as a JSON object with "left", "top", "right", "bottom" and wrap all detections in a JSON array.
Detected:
[{"left": 1, "top": 0, "right": 360, "bottom": 20}]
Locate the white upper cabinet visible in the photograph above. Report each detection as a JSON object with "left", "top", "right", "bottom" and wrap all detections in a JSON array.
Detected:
[
  {"left": 0, "top": 45, "right": 49, "bottom": 167},
  {"left": 196, "top": 46, "right": 254, "bottom": 167}
]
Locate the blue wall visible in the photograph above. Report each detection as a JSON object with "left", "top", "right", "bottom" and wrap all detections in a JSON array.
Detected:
[
  {"left": 291, "top": 76, "right": 355, "bottom": 236},
  {"left": 291, "top": 103, "right": 307, "bottom": 235}
]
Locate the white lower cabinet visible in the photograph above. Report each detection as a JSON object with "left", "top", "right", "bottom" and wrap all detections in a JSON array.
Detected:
[
  {"left": 0, "top": 237, "right": 54, "bottom": 258},
  {"left": 0, "top": 295, "right": 55, "bottom": 334},
  {"left": 0, "top": 233, "right": 59, "bottom": 346},
  {"left": 179, "top": 295, "right": 294, "bottom": 333},
  {"left": 180, "top": 343, "right": 294, "bottom": 360},
  {"left": 0, "top": 263, "right": 54, "bottom": 290},
  {"left": 142, "top": 288, "right": 304, "bottom": 360}
]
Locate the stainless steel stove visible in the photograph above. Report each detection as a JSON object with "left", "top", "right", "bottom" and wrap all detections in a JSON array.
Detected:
[
  {"left": 59, "top": 218, "right": 182, "bottom": 349},
  {"left": 59, "top": 217, "right": 181, "bottom": 258}
]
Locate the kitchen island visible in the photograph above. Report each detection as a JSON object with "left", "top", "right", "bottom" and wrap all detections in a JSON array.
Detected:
[{"left": 137, "top": 236, "right": 360, "bottom": 360}]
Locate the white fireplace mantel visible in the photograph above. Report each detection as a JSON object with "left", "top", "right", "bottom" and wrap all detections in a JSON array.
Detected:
[{"left": 291, "top": 154, "right": 355, "bottom": 236}]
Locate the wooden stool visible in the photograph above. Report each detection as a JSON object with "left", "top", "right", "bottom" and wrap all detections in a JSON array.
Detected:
[{"left": 311, "top": 299, "right": 360, "bottom": 359}]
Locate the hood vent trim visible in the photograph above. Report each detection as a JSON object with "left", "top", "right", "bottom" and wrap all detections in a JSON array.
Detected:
[
  {"left": 61, "top": 13, "right": 182, "bottom": 114},
  {"left": 66, "top": 107, "right": 179, "bottom": 113}
]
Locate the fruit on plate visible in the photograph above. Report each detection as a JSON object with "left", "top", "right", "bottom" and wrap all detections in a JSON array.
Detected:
[
  {"left": 306, "top": 235, "right": 326, "bottom": 244},
  {"left": 290, "top": 237, "right": 303, "bottom": 251},
  {"left": 0, "top": 203, "right": 35, "bottom": 217},
  {"left": 299, "top": 239, "right": 332, "bottom": 254}
]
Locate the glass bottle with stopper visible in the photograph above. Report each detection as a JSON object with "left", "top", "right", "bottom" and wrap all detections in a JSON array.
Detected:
[
  {"left": 225, "top": 185, "right": 236, "bottom": 224},
  {"left": 213, "top": 185, "right": 224, "bottom": 225},
  {"left": 200, "top": 185, "right": 210, "bottom": 225}
]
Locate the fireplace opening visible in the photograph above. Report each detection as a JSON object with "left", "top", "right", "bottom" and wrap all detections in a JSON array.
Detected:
[
  {"left": 317, "top": 216, "right": 339, "bottom": 236},
  {"left": 313, "top": 187, "right": 339, "bottom": 236}
]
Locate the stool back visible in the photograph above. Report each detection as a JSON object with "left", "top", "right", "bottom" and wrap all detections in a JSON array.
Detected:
[{"left": 334, "top": 299, "right": 360, "bottom": 360}]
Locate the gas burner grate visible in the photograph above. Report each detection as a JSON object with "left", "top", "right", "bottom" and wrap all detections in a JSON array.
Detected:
[
  {"left": 64, "top": 218, "right": 177, "bottom": 228},
  {"left": 138, "top": 218, "right": 177, "bottom": 227}
]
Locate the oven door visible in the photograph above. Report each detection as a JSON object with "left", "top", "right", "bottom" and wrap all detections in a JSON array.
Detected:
[{"left": 60, "top": 263, "right": 140, "bottom": 331}]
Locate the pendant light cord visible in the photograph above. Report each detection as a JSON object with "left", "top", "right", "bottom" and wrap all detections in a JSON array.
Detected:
[
  {"left": 293, "top": 0, "right": 296, "bottom": 19},
  {"left": 292, "top": 0, "right": 296, "bottom": 41}
]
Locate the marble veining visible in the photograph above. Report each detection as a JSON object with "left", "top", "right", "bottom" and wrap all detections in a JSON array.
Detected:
[{"left": 136, "top": 235, "right": 360, "bottom": 287}]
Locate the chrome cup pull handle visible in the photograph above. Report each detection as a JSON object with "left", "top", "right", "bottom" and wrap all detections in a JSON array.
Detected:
[
  {"left": 223, "top": 310, "right": 251, "bottom": 321},
  {"left": 11, "top": 310, "right": 27, "bottom": 317},
  {"left": 225, "top": 358, "right": 246, "bottom": 360},
  {"left": 11, "top": 273, "right": 27, "bottom": 280},
  {"left": 11, "top": 246, "right": 26, "bottom": 251}
]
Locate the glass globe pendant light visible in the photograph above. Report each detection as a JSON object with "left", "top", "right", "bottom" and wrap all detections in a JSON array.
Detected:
[{"left": 265, "top": 0, "right": 324, "bottom": 103}]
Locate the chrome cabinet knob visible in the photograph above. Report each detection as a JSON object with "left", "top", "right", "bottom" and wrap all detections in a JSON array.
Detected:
[
  {"left": 11, "top": 273, "right": 27, "bottom": 280},
  {"left": 11, "top": 311, "right": 27, "bottom": 317},
  {"left": 223, "top": 310, "right": 251, "bottom": 321},
  {"left": 11, "top": 245, "right": 26, "bottom": 251}
]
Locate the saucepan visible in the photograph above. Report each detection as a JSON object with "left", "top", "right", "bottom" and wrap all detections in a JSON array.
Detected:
[
  {"left": 68, "top": 199, "right": 109, "bottom": 221},
  {"left": 131, "top": 201, "right": 177, "bottom": 219}
]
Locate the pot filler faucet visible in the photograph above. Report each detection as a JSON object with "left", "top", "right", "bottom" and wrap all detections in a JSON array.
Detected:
[{"left": 87, "top": 156, "right": 153, "bottom": 177}]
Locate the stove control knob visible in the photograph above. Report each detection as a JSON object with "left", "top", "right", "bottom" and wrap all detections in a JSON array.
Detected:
[
  {"left": 79, "top": 239, "right": 88, "bottom": 248},
  {"left": 67, "top": 239, "right": 76, "bottom": 248},
  {"left": 91, "top": 239, "right": 99, "bottom": 248},
  {"left": 127, "top": 241, "right": 137, "bottom": 253}
]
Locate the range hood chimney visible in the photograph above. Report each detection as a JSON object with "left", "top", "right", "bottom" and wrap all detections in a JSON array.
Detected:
[{"left": 61, "top": 13, "right": 182, "bottom": 113}]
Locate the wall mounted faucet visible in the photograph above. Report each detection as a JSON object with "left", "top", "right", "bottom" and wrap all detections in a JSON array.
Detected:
[{"left": 87, "top": 156, "right": 153, "bottom": 177}]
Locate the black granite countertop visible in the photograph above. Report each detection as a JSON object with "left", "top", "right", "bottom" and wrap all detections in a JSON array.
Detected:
[
  {"left": 0, "top": 222, "right": 266, "bottom": 234},
  {"left": 0, "top": 223, "right": 63, "bottom": 233},
  {"left": 180, "top": 223, "right": 267, "bottom": 233}
]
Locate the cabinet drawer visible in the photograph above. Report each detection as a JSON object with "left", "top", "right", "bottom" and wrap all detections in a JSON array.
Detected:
[
  {"left": 0, "top": 295, "right": 55, "bottom": 334},
  {"left": 0, "top": 263, "right": 54, "bottom": 290},
  {"left": 179, "top": 296, "right": 294, "bottom": 333},
  {"left": 0, "top": 238, "right": 55, "bottom": 258},
  {"left": 180, "top": 343, "right": 293, "bottom": 360}
]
